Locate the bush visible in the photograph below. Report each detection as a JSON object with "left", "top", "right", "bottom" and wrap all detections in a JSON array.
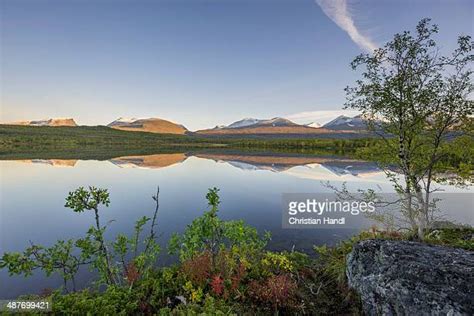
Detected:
[
  {"left": 168, "top": 188, "right": 270, "bottom": 265},
  {"left": 248, "top": 273, "right": 299, "bottom": 311}
]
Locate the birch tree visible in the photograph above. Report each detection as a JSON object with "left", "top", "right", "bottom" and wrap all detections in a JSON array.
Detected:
[{"left": 345, "top": 19, "right": 473, "bottom": 239}]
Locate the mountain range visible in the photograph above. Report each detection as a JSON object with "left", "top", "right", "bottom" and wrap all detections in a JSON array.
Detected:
[
  {"left": 4, "top": 114, "right": 371, "bottom": 135},
  {"left": 196, "top": 117, "right": 341, "bottom": 135},
  {"left": 194, "top": 116, "right": 368, "bottom": 135}
]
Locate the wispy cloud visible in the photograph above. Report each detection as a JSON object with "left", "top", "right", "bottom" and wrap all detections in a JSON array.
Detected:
[{"left": 315, "top": 0, "right": 377, "bottom": 53}]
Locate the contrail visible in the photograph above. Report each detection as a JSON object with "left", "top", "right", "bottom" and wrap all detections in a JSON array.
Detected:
[{"left": 315, "top": 0, "right": 377, "bottom": 53}]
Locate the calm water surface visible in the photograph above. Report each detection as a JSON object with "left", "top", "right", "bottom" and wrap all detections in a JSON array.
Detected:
[{"left": 1, "top": 153, "right": 472, "bottom": 298}]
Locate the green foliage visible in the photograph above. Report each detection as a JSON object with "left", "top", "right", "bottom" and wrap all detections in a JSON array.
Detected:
[
  {"left": 314, "top": 240, "right": 357, "bottom": 285},
  {"left": 51, "top": 287, "right": 139, "bottom": 315},
  {"left": 425, "top": 227, "right": 474, "bottom": 250},
  {"left": 158, "top": 295, "right": 237, "bottom": 315},
  {"left": 168, "top": 188, "right": 270, "bottom": 264},
  {"left": 256, "top": 251, "right": 310, "bottom": 276},
  {"left": 0, "top": 239, "right": 81, "bottom": 292},
  {"left": 231, "top": 137, "right": 381, "bottom": 154},
  {"left": 65, "top": 187, "right": 110, "bottom": 213},
  {"left": 0, "top": 186, "right": 161, "bottom": 291}
]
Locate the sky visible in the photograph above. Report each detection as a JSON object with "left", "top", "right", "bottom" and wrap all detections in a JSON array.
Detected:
[{"left": 1, "top": 0, "right": 472, "bottom": 130}]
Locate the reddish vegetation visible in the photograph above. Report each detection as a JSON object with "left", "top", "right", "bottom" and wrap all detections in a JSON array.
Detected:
[
  {"left": 248, "top": 274, "right": 298, "bottom": 310},
  {"left": 125, "top": 262, "right": 140, "bottom": 285},
  {"left": 210, "top": 275, "right": 224, "bottom": 296},
  {"left": 181, "top": 250, "right": 248, "bottom": 299},
  {"left": 181, "top": 252, "right": 212, "bottom": 287}
]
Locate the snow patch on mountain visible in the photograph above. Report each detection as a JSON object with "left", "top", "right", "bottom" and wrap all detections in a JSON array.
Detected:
[
  {"left": 227, "top": 118, "right": 262, "bottom": 128},
  {"left": 324, "top": 115, "right": 353, "bottom": 127},
  {"left": 108, "top": 117, "right": 139, "bottom": 126},
  {"left": 305, "top": 122, "right": 321, "bottom": 128}
]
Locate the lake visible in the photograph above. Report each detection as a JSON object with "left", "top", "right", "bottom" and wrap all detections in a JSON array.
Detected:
[{"left": 1, "top": 152, "right": 473, "bottom": 298}]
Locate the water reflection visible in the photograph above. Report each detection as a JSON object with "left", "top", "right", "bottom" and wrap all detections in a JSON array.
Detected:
[
  {"left": 15, "top": 159, "right": 78, "bottom": 167},
  {"left": 1, "top": 151, "right": 472, "bottom": 298},
  {"left": 10, "top": 153, "right": 386, "bottom": 181},
  {"left": 110, "top": 153, "right": 187, "bottom": 169}
]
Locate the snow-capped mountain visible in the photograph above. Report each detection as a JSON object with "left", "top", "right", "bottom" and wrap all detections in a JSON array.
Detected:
[
  {"left": 285, "top": 110, "right": 361, "bottom": 127},
  {"left": 196, "top": 117, "right": 328, "bottom": 135},
  {"left": 10, "top": 118, "right": 77, "bottom": 127},
  {"left": 227, "top": 118, "right": 263, "bottom": 128},
  {"left": 323, "top": 114, "right": 369, "bottom": 130},
  {"left": 223, "top": 117, "right": 298, "bottom": 129}
]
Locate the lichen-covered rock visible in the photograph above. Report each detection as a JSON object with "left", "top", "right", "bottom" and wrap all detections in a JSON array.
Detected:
[{"left": 346, "top": 239, "right": 474, "bottom": 315}]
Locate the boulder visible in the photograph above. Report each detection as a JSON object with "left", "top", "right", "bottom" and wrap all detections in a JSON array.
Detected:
[{"left": 346, "top": 239, "right": 474, "bottom": 315}]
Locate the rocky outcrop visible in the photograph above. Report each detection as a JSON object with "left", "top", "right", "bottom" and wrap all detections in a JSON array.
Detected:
[{"left": 346, "top": 239, "right": 474, "bottom": 315}]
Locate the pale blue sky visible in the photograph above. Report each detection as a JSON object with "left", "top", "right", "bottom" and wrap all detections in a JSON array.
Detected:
[{"left": 1, "top": 0, "right": 472, "bottom": 130}]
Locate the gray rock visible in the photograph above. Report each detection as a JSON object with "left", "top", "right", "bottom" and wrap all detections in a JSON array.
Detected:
[{"left": 346, "top": 239, "right": 474, "bottom": 315}]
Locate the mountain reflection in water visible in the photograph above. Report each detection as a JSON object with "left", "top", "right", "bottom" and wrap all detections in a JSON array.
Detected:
[{"left": 15, "top": 153, "right": 383, "bottom": 181}]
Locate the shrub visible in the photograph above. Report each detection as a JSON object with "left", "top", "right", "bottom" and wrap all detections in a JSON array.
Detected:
[
  {"left": 248, "top": 273, "right": 299, "bottom": 311},
  {"left": 425, "top": 227, "right": 474, "bottom": 250},
  {"left": 168, "top": 188, "right": 270, "bottom": 269}
]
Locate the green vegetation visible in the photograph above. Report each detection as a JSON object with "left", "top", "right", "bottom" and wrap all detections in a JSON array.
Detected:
[
  {"left": 0, "top": 124, "right": 382, "bottom": 160},
  {"left": 425, "top": 227, "right": 474, "bottom": 250},
  {"left": 0, "top": 125, "right": 220, "bottom": 156},
  {"left": 2, "top": 186, "right": 471, "bottom": 315},
  {"left": 231, "top": 137, "right": 381, "bottom": 156}
]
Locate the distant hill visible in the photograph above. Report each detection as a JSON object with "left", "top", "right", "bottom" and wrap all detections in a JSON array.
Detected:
[
  {"left": 196, "top": 117, "right": 341, "bottom": 135},
  {"left": 108, "top": 117, "right": 188, "bottom": 134},
  {"left": 10, "top": 118, "right": 77, "bottom": 127}
]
